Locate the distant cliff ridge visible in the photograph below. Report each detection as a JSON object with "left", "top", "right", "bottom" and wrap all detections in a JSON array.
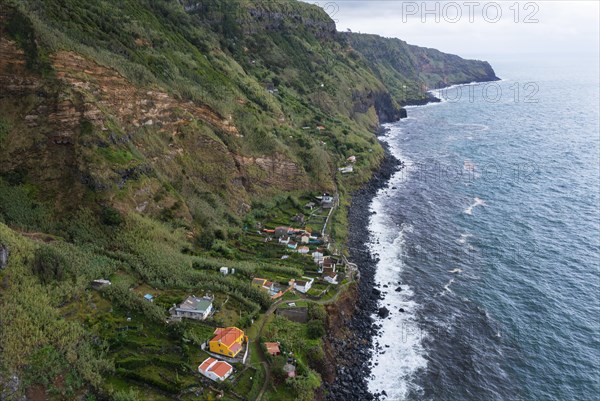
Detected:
[{"left": 343, "top": 32, "right": 499, "bottom": 105}]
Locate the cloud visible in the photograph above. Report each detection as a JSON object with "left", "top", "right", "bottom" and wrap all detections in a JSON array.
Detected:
[{"left": 304, "top": 1, "right": 599, "bottom": 60}]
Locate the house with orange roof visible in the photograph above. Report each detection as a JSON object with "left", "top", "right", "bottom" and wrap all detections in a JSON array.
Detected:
[
  {"left": 209, "top": 327, "right": 246, "bottom": 357},
  {"left": 198, "top": 357, "right": 233, "bottom": 381},
  {"left": 264, "top": 342, "right": 281, "bottom": 356}
]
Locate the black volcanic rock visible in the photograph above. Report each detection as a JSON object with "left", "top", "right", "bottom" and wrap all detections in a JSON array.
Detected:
[
  {"left": 378, "top": 307, "right": 390, "bottom": 318},
  {"left": 324, "top": 143, "right": 402, "bottom": 401}
]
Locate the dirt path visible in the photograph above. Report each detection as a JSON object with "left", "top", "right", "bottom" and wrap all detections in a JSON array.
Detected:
[{"left": 252, "top": 299, "right": 283, "bottom": 401}]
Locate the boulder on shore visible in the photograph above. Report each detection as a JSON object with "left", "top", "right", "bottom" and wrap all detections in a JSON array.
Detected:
[{"left": 377, "top": 307, "right": 390, "bottom": 318}]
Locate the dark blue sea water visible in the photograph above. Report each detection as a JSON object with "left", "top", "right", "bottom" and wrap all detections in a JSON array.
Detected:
[{"left": 367, "top": 55, "right": 600, "bottom": 401}]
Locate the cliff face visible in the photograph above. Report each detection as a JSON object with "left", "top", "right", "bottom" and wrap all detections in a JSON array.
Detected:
[
  {"left": 181, "top": 0, "right": 337, "bottom": 39},
  {"left": 0, "top": 0, "right": 498, "bottom": 227},
  {"left": 344, "top": 32, "right": 499, "bottom": 104}
]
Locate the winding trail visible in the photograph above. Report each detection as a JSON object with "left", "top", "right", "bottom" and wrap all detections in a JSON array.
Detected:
[{"left": 252, "top": 298, "right": 283, "bottom": 401}]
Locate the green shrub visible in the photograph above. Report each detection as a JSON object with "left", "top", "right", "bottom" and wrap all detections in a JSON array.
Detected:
[
  {"left": 112, "top": 389, "right": 140, "bottom": 401},
  {"left": 285, "top": 373, "right": 321, "bottom": 401},
  {"left": 307, "top": 303, "right": 326, "bottom": 323},
  {"left": 24, "top": 346, "right": 67, "bottom": 387},
  {"left": 0, "top": 182, "right": 54, "bottom": 231},
  {"left": 306, "top": 320, "right": 325, "bottom": 340},
  {"left": 101, "top": 205, "right": 123, "bottom": 227},
  {"left": 33, "top": 245, "right": 68, "bottom": 284}
]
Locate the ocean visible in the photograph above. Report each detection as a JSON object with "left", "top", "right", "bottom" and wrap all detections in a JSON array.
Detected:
[{"left": 366, "top": 55, "right": 600, "bottom": 401}]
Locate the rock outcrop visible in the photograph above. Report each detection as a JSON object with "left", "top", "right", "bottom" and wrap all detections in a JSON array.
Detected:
[{"left": 0, "top": 244, "right": 8, "bottom": 269}]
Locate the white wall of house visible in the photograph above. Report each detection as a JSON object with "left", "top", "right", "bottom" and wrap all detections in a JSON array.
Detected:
[
  {"left": 175, "top": 303, "right": 212, "bottom": 320},
  {"left": 295, "top": 279, "right": 313, "bottom": 293},
  {"left": 199, "top": 363, "right": 232, "bottom": 382}
]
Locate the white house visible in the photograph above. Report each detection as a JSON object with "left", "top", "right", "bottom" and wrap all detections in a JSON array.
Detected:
[
  {"left": 312, "top": 251, "right": 324, "bottom": 264},
  {"left": 279, "top": 236, "right": 290, "bottom": 245},
  {"left": 172, "top": 296, "right": 213, "bottom": 320},
  {"left": 294, "top": 278, "right": 314, "bottom": 294},
  {"left": 324, "top": 271, "right": 339, "bottom": 285},
  {"left": 338, "top": 166, "right": 354, "bottom": 174},
  {"left": 300, "top": 235, "right": 310, "bottom": 244},
  {"left": 198, "top": 357, "right": 233, "bottom": 382},
  {"left": 220, "top": 267, "right": 229, "bottom": 275}
]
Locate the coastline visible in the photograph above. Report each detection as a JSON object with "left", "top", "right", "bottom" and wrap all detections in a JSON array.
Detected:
[
  {"left": 320, "top": 75, "right": 503, "bottom": 400},
  {"left": 322, "top": 137, "right": 402, "bottom": 401},
  {"left": 320, "top": 76, "right": 502, "bottom": 401}
]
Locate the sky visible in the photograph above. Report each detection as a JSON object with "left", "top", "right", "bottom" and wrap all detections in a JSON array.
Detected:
[{"left": 304, "top": 1, "right": 600, "bottom": 64}]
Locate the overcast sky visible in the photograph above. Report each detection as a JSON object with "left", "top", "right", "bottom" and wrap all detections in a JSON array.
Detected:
[{"left": 305, "top": 1, "right": 599, "bottom": 63}]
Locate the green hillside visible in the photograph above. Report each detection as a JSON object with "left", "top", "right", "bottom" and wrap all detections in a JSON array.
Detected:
[
  {"left": 343, "top": 32, "right": 498, "bottom": 104},
  {"left": 0, "top": 1, "right": 497, "bottom": 400}
]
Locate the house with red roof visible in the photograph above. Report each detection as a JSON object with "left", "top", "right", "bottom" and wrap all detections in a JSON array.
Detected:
[
  {"left": 264, "top": 342, "right": 281, "bottom": 356},
  {"left": 198, "top": 357, "right": 233, "bottom": 382}
]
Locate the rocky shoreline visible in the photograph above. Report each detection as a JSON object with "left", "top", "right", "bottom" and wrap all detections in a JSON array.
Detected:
[{"left": 323, "top": 134, "right": 402, "bottom": 401}]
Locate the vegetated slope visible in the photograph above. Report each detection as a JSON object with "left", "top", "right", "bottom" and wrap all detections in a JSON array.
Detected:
[
  {"left": 343, "top": 32, "right": 499, "bottom": 104},
  {"left": 0, "top": 0, "right": 498, "bottom": 399}
]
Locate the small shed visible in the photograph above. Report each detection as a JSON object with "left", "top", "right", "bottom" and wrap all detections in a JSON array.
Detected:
[
  {"left": 283, "top": 363, "right": 296, "bottom": 378},
  {"left": 264, "top": 342, "right": 281, "bottom": 356},
  {"left": 91, "top": 279, "right": 112, "bottom": 289},
  {"left": 144, "top": 294, "right": 154, "bottom": 302},
  {"left": 220, "top": 267, "right": 229, "bottom": 275}
]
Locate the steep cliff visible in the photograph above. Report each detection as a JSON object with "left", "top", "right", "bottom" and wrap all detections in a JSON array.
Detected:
[
  {"left": 344, "top": 32, "right": 499, "bottom": 105},
  {"left": 0, "top": 0, "right": 498, "bottom": 227}
]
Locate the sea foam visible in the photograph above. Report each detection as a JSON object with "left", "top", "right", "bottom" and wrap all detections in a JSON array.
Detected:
[{"left": 366, "top": 125, "right": 428, "bottom": 400}]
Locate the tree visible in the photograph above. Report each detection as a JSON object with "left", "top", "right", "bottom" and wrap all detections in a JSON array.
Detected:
[
  {"left": 306, "top": 320, "right": 325, "bottom": 339},
  {"left": 100, "top": 205, "right": 122, "bottom": 226},
  {"left": 286, "top": 373, "right": 321, "bottom": 401},
  {"left": 33, "top": 245, "right": 67, "bottom": 284},
  {"left": 307, "top": 303, "right": 326, "bottom": 322}
]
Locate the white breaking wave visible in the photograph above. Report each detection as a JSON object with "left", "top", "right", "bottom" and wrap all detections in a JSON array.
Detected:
[
  {"left": 429, "top": 81, "right": 481, "bottom": 102},
  {"left": 451, "top": 123, "right": 490, "bottom": 132},
  {"left": 457, "top": 233, "right": 473, "bottom": 245},
  {"left": 465, "top": 197, "right": 487, "bottom": 215},
  {"left": 448, "top": 268, "right": 463, "bottom": 274},
  {"left": 366, "top": 124, "right": 428, "bottom": 400},
  {"left": 437, "top": 278, "right": 455, "bottom": 297}
]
